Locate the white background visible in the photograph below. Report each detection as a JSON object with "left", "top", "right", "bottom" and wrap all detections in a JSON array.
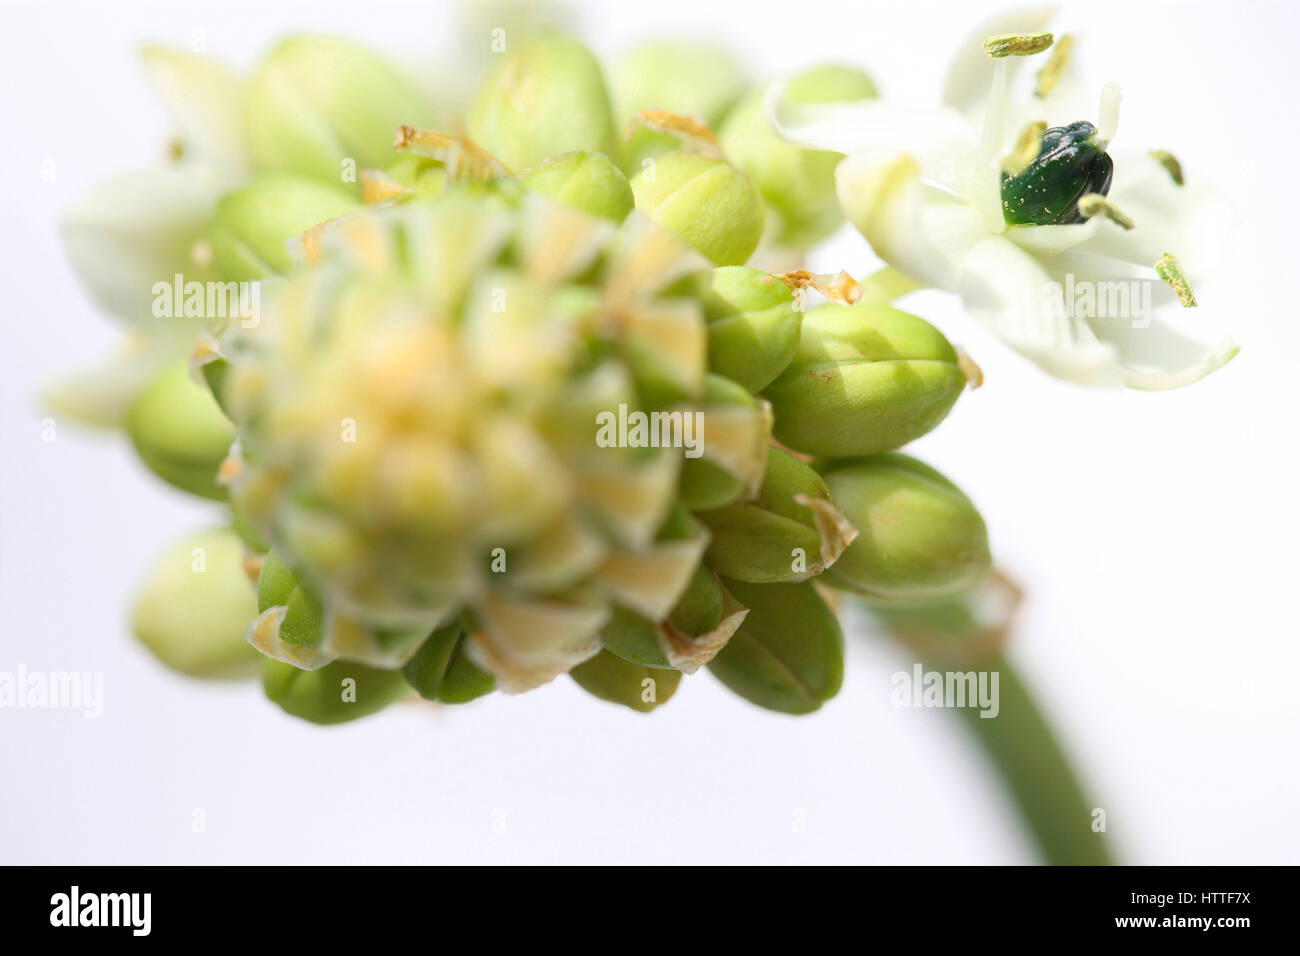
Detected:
[{"left": 1, "top": 0, "right": 1297, "bottom": 864}]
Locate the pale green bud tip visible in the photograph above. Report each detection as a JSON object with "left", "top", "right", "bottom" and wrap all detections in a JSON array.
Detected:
[
  {"left": 764, "top": 303, "right": 964, "bottom": 458},
  {"left": 1155, "top": 253, "right": 1197, "bottom": 308},
  {"left": 244, "top": 35, "right": 436, "bottom": 181},
  {"left": 570, "top": 650, "right": 682, "bottom": 712},
  {"left": 1077, "top": 193, "right": 1134, "bottom": 230},
  {"left": 630, "top": 151, "right": 765, "bottom": 266},
  {"left": 126, "top": 360, "right": 235, "bottom": 501},
  {"left": 984, "top": 32, "right": 1054, "bottom": 58},
  {"left": 819, "top": 454, "right": 991, "bottom": 605},
  {"left": 708, "top": 579, "right": 843, "bottom": 714},
  {"left": 131, "top": 528, "right": 262, "bottom": 679},
  {"left": 468, "top": 31, "right": 620, "bottom": 173},
  {"left": 208, "top": 173, "right": 359, "bottom": 280},
  {"left": 521, "top": 150, "right": 634, "bottom": 222}
]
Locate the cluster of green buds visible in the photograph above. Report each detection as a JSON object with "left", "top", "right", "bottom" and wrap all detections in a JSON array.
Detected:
[{"left": 66, "top": 27, "right": 993, "bottom": 722}]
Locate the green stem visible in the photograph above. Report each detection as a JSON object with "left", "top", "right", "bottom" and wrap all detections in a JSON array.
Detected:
[
  {"left": 946, "top": 652, "right": 1113, "bottom": 865},
  {"left": 870, "top": 597, "right": 1113, "bottom": 864}
]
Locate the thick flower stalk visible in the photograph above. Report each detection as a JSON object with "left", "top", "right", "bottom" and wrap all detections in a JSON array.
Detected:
[{"left": 769, "top": 8, "right": 1237, "bottom": 388}]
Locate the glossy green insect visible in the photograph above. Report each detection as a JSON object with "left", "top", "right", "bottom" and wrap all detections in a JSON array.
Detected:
[{"left": 1001, "top": 120, "right": 1114, "bottom": 226}]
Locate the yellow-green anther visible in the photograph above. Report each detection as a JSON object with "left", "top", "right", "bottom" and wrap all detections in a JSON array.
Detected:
[
  {"left": 1003, "top": 121, "right": 1047, "bottom": 176},
  {"left": 1035, "top": 33, "right": 1074, "bottom": 96},
  {"left": 984, "top": 32, "right": 1054, "bottom": 58},
  {"left": 1078, "top": 193, "right": 1134, "bottom": 230},
  {"left": 1155, "top": 253, "right": 1198, "bottom": 307},
  {"left": 1149, "top": 149, "right": 1185, "bottom": 186}
]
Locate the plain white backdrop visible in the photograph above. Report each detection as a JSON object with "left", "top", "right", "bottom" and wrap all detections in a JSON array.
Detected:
[{"left": 1, "top": 0, "right": 1297, "bottom": 864}]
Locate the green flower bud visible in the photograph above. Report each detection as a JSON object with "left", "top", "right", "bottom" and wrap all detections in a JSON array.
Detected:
[
  {"left": 610, "top": 41, "right": 749, "bottom": 170},
  {"left": 819, "top": 454, "right": 991, "bottom": 604},
  {"left": 520, "top": 150, "right": 633, "bottom": 222},
  {"left": 764, "top": 302, "right": 965, "bottom": 458},
  {"left": 601, "top": 563, "right": 746, "bottom": 671},
  {"left": 569, "top": 649, "right": 682, "bottom": 712},
  {"left": 208, "top": 172, "right": 360, "bottom": 280},
  {"left": 126, "top": 359, "right": 234, "bottom": 500},
  {"left": 261, "top": 657, "right": 409, "bottom": 724},
  {"left": 720, "top": 64, "right": 876, "bottom": 248},
  {"left": 402, "top": 624, "right": 496, "bottom": 704},
  {"left": 131, "top": 527, "right": 262, "bottom": 679},
  {"left": 702, "top": 266, "right": 800, "bottom": 392},
  {"left": 698, "top": 445, "right": 856, "bottom": 584},
  {"left": 256, "top": 550, "right": 324, "bottom": 647},
  {"left": 243, "top": 36, "right": 436, "bottom": 184},
  {"left": 468, "top": 32, "right": 621, "bottom": 174},
  {"left": 218, "top": 189, "right": 717, "bottom": 692},
  {"left": 678, "top": 374, "right": 772, "bottom": 510},
  {"left": 707, "top": 578, "right": 843, "bottom": 714},
  {"left": 630, "top": 151, "right": 765, "bottom": 266}
]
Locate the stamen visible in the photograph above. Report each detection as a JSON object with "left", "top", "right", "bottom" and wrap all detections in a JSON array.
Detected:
[
  {"left": 983, "top": 32, "right": 1054, "bottom": 58},
  {"left": 1155, "top": 253, "right": 1197, "bottom": 307},
  {"left": 1148, "top": 149, "right": 1185, "bottom": 186},
  {"left": 1002, "top": 121, "right": 1046, "bottom": 176},
  {"left": 1035, "top": 33, "right": 1074, "bottom": 97},
  {"left": 1078, "top": 193, "right": 1134, "bottom": 230}
]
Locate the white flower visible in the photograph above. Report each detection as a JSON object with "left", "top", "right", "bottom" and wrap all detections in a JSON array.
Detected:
[
  {"left": 769, "top": 6, "right": 1237, "bottom": 389},
  {"left": 54, "top": 48, "right": 249, "bottom": 426}
]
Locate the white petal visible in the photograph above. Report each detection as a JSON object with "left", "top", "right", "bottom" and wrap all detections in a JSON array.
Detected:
[
  {"left": 1086, "top": 312, "right": 1238, "bottom": 389},
  {"left": 1093, "top": 151, "right": 1233, "bottom": 274},
  {"left": 42, "top": 336, "right": 179, "bottom": 429},
  {"left": 767, "top": 85, "right": 977, "bottom": 183},
  {"left": 1005, "top": 220, "right": 1098, "bottom": 257},
  {"left": 61, "top": 164, "right": 222, "bottom": 324},
  {"left": 835, "top": 150, "right": 989, "bottom": 290},
  {"left": 140, "top": 46, "right": 249, "bottom": 181},
  {"left": 957, "top": 235, "right": 1126, "bottom": 386}
]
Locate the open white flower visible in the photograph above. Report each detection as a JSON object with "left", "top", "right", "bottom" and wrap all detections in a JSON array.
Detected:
[{"left": 769, "top": 6, "right": 1237, "bottom": 388}]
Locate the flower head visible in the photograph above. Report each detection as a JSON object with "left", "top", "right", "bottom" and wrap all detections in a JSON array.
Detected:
[{"left": 770, "top": 8, "right": 1237, "bottom": 389}]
